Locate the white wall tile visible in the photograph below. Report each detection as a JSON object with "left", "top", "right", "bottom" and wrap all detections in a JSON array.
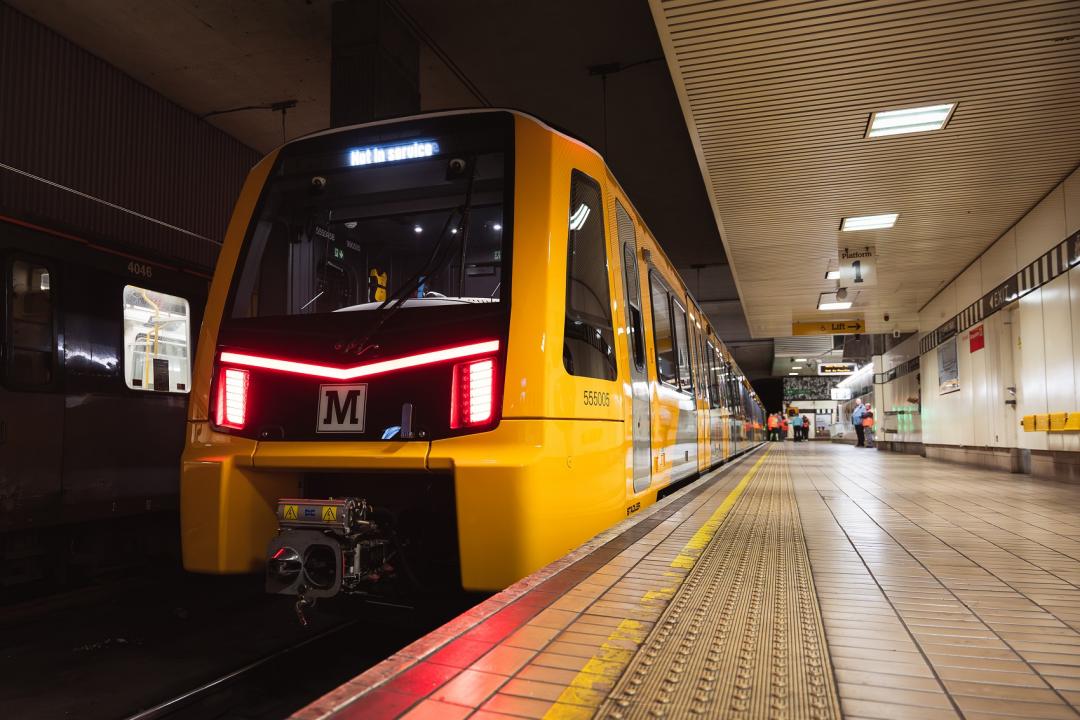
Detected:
[
  {"left": 980, "top": 230, "right": 1017, "bottom": 294},
  {"left": 1017, "top": 289, "right": 1048, "bottom": 451},
  {"left": 1064, "top": 166, "right": 1080, "bottom": 236},
  {"left": 1016, "top": 186, "right": 1067, "bottom": 268},
  {"left": 956, "top": 263, "right": 982, "bottom": 310}
]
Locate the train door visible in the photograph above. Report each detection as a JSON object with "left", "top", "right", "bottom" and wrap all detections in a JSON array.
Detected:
[
  {"left": 615, "top": 202, "right": 651, "bottom": 493},
  {"left": 0, "top": 254, "right": 64, "bottom": 525}
]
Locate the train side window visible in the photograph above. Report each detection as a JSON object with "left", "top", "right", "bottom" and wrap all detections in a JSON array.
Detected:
[
  {"left": 123, "top": 286, "right": 192, "bottom": 393},
  {"left": 672, "top": 300, "right": 692, "bottom": 394},
  {"left": 7, "top": 259, "right": 55, "bottom": 386},
  {"left": 649, "top": 274, "right": 676, "bottom": 385},
  {"left": 615, "top": 201, "right": 645, "bottom": 372},
  {"left": 707, "top": 341, "right": 720, "bottom": 409},
  {"left": 563, "top": 170, "right": 616, "bottom": 380}
]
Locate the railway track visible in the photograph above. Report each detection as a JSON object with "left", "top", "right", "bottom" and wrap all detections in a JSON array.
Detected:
[{"left": 122, "top": 595, "right": 480, "bottom": 720}]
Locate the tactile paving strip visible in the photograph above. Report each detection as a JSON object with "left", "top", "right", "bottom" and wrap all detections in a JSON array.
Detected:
[{"left": 597, "top": 451, "right": 841, "bottom": 719}]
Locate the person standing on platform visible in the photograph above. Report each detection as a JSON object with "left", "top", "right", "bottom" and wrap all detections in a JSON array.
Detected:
[
  {"left": 802, "top": 414, "right": 811, "bottom": 440},
  {"left": 767, "top": 413, "right": 779, "bottom": 441},
  {"left": 863, "top": 406, "right": 875, "bottom": 448},
  {"left": 780, "top": 416, "right": 789, "bottom": 441},
  {"left": 790, "top": 413, "right": 803, "bottom": 442},
  {"left": 851, "top": 398, "right": 867, "bottom": 447}
]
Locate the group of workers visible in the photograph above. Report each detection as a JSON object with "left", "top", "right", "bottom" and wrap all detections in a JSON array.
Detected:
[
  {"left": 766, "top": 411, "right": 812, "bottom": 441},
  {"left": 850, "top": 398, "right": 876, "bottom": 448},
  {"left": 766, "top": 400, "right": 877, "bottom": 447}
]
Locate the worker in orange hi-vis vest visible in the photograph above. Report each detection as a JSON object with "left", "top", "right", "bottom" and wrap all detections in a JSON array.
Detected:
[{"left": 862, "top": 405, "right": 876, "bottom": 449}]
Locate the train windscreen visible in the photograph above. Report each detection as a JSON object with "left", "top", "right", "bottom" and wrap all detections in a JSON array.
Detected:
[{"left": 228, "top": 113, "right": 512, "bottom": 320}]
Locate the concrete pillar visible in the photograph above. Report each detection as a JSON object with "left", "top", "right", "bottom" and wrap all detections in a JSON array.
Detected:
[{"left": 331, "top": 0, "right": 419, "bottom": 127}]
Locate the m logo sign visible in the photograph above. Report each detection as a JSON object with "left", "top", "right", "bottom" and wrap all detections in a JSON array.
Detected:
[{"left": 317, "top": 384, "right": 367, "bottom": 433}]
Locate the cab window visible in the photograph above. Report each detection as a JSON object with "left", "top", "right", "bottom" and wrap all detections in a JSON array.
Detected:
[
  {"left": 563, "top": 170, "right": 615, "bottom": 380},
  {"left": 123, "top": 285, "right": 192, "bottom": 393},
  {"left": 7, "top": 259, "right": 55, "bottom": 386}
]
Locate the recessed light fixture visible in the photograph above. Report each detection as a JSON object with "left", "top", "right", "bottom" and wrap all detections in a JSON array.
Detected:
[
  {"left": 413, "top": 225, "right": 423, "bottom": 234},
  {"left": 867, "top": 102, "right": 956, "bottom": 138},
  {"left": 818, "top": 291, "right": 853, "bottom": 311},
  {"left": 792, "top": 366, "right": 803, "bottom": 370},
  {"left": 788, "top": 372, "right": 798, "bottom": 376},
  {"left": 493, "top": 223, "right": 502, "bottom": 231},
  {"left": 795, "top": 358, "right": 808, "bottom": 362},
  {"left": 841, "top": 213, "right": 898, "bottom": 231}
]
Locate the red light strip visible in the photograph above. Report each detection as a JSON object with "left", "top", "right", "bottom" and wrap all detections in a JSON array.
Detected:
[{"left": 219, "top": 340, "right": 500, "bottom": 381}]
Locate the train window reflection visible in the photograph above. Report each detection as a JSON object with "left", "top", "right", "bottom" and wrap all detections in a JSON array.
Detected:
[
  {"left": 649, "top": 274, "right": 676, "bottom": 385},
  {"left": 563, "top": 170, "right": 616, "bottom": 380},
  {"left": 8, "top": 259, "right": 55, "bottom": 385},
  {"left": 123, "top": 286, "right": 191, "bottom": 393}
]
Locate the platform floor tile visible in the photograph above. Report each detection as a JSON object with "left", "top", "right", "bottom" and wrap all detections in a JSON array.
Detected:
[{"left": 299, "top": 443, "right": 1080, "bottom": 720}]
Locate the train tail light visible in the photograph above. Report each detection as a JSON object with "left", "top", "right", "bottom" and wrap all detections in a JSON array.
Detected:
[
  {"left": 450, "top": 358, "right": 495, "bottom": 429},
  {"left": 214, "top": 366, "right": 250, "bottom": 429}
]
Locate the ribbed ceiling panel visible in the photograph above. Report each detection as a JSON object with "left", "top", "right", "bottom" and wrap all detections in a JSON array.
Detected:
[{"left": 650, "top": 0, "right": 1080, "bottom": 338}]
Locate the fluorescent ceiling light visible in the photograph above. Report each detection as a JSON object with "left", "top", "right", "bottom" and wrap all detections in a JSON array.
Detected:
[
  {"left": 792, "top": 366, "right": 803, "bottom": 370},
  {"left": 795, "top": 358, "right": 808, "bottom": 362},
  {"left": 788, "top": 372, "right": 798, "bottom": 376},
  {"left": 867, "top": 103, "right": 955, "bottom": 138},
  {"left": 825, "top": 270, "right": 840, "bottom": 280},
  {"left": 841, "top": 213, "right": 897, "bottom": 231},
  {"left": 818, "top": 291, "right": 854, "bottom": 311}
]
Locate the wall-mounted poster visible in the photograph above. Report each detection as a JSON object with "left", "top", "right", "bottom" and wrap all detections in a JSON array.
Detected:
[
  {"left": 783, "top": 376, "right": 840, "bottom": 401},
  {"left": 937, "top": 337, "right": 960, "bottom": 394},
  {"left": 969, "top": 324, "right": 985, "bottom": 353}
]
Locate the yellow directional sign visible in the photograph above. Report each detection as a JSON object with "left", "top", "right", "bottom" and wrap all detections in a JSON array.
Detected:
[{"left": 791, "top": 317, "right": 865, "bottom": 336}]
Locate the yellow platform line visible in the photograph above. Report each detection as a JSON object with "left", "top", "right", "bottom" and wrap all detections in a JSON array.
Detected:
[{"left": 542, "top": 447, "right": 771, "bottom": 719}]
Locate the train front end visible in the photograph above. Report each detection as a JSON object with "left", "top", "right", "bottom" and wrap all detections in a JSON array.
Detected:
[
  {"left": 181, "top": 110, "right": 628, "bottom": 605},
  {"left": 182, "top": 111, "right": 521, "bottom": 603}
]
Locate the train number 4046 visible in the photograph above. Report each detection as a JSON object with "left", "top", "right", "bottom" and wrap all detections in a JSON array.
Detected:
[{"left": 127, "top": 261, "right": 153, "bottom": 279}]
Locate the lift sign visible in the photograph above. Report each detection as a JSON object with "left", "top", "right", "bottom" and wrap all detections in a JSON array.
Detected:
[{"left": 347, "top": 140, "right": 439, "bottom": 167}]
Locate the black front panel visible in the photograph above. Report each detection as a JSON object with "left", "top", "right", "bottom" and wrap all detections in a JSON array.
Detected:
[
  {"left": 216, "top": 302, "right": 505, "bottom": 441},
  {"left": 303, "top": 471, "right": 459, "bottom": 590}
]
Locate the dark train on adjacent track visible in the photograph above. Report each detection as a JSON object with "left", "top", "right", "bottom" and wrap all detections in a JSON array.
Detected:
[{"left": 0, "top": 216, "right": 208, "bottom": 588}]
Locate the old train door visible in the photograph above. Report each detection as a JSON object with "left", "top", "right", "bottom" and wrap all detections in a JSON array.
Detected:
[
  {"left": 615, "top": 201, "right": 651, "bottom": 493},
  {"left": 1, "top": 254, "right": 64, "bottom": 529}
]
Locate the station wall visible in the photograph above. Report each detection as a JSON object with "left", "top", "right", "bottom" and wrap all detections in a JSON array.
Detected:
[
  {"left": 914, "top": 165, "right": 1080, "bottom": 474},
  {"left": 0, "top": 3, "right": 260, "bottom": 271}
]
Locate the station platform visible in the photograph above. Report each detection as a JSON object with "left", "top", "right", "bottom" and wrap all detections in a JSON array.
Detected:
[{"left": 295, "top": 443, "right": 1080, "bottom": 720}]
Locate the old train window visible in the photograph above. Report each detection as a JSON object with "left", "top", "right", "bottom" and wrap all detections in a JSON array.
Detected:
[
  {"left": 123, "top": 286, "right": 192, "bottom": 393},
  {"left": 649, "top": 274, "right": 676, "bottom": 385},
  {"left": 8, "top": 259, "right": 55, "bottom": 386},
  {"left": 563, "top": 170, "right": 616, "bottom": 380}
]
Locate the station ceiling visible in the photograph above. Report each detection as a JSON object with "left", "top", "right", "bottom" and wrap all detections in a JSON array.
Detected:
[
  {"left": 7, "top": 0, "right": 775, "bottom": 369},
  {"left": 650, "top": 0, "right": 1080, "bottom": 340},
  {"left": 12, "top": 1, "right": 1076, "bottom": 379}
]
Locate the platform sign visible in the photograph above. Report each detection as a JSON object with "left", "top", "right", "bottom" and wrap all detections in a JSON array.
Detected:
[
  {"left": 831, "top": 387, "right": 853, "bottom": 400},
  {"left": 818, "top": 363, "right": 858, "bottom": 376},
  {"left": 839, "top": 247, "right": 877, "bottom": 287},
  {"left": 792, "top": 317, "right": 865, "bottom": 336}
]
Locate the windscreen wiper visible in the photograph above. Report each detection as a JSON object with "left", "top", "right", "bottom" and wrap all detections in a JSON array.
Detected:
[{"left": 339, "top": 157, "right": 479, "bottom": 358}]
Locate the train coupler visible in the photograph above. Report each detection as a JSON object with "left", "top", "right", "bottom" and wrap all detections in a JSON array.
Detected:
[{"left": 266, "top": 497, "right": 394, "bottom": 603}]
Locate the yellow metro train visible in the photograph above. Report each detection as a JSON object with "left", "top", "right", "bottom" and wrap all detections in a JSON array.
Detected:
[{"left": 180, "top": 110, "right": 764, "bottom": 605}]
